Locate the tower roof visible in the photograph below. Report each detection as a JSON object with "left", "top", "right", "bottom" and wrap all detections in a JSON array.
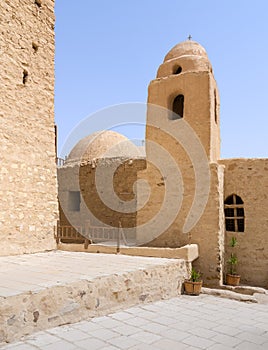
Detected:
[
  {"left": 156, "top": 40, "right": 211, "bottom": 78},
  {"left": 164, "top": 40, "right": 208, "bottom": 62}
]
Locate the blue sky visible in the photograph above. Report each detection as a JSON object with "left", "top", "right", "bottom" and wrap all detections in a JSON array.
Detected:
[{"left": 55, "top": 0, "right": 268, "bottom": 158}]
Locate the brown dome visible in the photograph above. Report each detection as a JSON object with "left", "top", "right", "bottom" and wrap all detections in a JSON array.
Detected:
[
  {"left": 66, "top": 130, "right": 141, "bottom": 164},
  {"left": 164, "top": 40, "right": 208, "bottom": 62}
]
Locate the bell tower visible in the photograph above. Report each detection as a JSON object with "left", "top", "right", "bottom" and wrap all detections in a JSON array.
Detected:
[
  {"left": 146, "top": 40, "right": 220, "bottom": 162},
  {"left": 138, "top": 40, "right": 225, "bottom": 286}
]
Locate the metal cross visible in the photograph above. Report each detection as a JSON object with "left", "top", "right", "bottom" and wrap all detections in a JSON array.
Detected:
[{"left": 188, "top": 34, "right": 192, "bottom": 40}]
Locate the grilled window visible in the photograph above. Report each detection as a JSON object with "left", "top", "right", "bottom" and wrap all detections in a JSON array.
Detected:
[{"left": 224, "top": 194, "right": 244, "bottom": 232}]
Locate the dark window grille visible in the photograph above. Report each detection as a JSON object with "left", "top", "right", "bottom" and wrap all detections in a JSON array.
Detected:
[{"left": 224, "top": 194, "right": 245, "bottom": 232}]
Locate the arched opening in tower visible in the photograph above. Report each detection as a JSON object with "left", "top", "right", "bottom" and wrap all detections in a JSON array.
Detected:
[{"left": 172, "top": 94, "right": 184, "bottom": 119}]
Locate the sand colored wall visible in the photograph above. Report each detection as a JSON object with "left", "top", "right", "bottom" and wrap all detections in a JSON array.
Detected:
[
  {"left": 147, "top": 73, "right": 221, "bottom": 163},
  {"left": 219, "top": 158, "right": 268, "bottom": 287},
  {"left": 0, "top": 0, "right": 58, "bottom": 255},
  {"left": 58, "top": 158, "right": 146, "bottom": 241},
  {"left": 137, "top": 163, "right": 225, "bottom": 287},
  {"left": 147, "top": 72, "right": 212, "bottom": 161},
  {"left": 210, "top": 77, "right": 221, "bottom": 161}
]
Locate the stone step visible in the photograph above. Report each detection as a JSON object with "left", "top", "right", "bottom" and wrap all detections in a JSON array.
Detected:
[
  {"left": 0, "top": 251, "right": 188, "bottom": 345},
  {"left": 202, "top": 287, "right": 268, "bottom": 304},
  {"left": 221, "top": 284, "right": 268, "bottom": 296}
]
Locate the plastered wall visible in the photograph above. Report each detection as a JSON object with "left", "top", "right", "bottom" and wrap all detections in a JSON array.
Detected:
[
  {"left": 220, "top": 158, "right": 268, "bottom": 287},
  {"left": 137, "top": 162, "right": 225, "bottom": 287}
]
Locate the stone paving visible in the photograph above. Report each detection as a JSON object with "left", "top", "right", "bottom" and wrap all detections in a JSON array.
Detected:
[{"left": 2, "top": 294, "right": 268, "bottom": 350}]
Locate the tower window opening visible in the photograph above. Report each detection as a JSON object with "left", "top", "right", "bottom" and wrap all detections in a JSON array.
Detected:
[
  {"left": 224, "top": 194, "right": 244, "bottom": 232},
  {"left": 23, "top": 70, "right": 28, "bottom": 85},
  {"left": 214, "top": 89, "right": 218, "bottom": 124},
  {"left": 173, "top": 66, "right": 182, "bottom": 75},
  {"left": 170, "top": 94, "right": 184, "bottom": 119}
]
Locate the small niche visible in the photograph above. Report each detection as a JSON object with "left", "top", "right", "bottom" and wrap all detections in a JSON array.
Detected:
[
  {"left": 173, "top": 66, "right": 182, "bottom": 75},
  {"left": 35, "top": 0, "right": 42, "bottom": 8},
  {"left": 23, "top": 70, "right": 28, "bottom": 85},
  {"left": 68, "top": 191, "right": 81, "bottom": 212},
  {"left": 32, "top": 42, "right": 38, "bottom": 53},
  {"left": 214, "top": 89, "right": 218, "bottom": 124}
]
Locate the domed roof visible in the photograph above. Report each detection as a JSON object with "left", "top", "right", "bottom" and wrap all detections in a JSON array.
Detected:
[
  {"left": 164, "top": 40, "right": 208, "bottom": 62},
  {"left": 66, "top": 130, "right": 142, "bottom": 164}
]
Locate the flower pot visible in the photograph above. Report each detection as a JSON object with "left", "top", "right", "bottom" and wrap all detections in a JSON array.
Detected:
[
  {"left": 184, "top": 280, "right": 203, "bottom": 296},
  {"left": 226, "top": 274, "right": 240, "bottom": 286}
]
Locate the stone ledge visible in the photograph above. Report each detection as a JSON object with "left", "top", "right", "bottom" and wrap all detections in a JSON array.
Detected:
[
  {"left": 201, "top": 287, "right": 258, "bottom": 303},
  {"left": 220, "top": 284, "right": 268, "bottom": 295},
  {"left": 58, "top": 243, "right": 199, "bottom": 262}
]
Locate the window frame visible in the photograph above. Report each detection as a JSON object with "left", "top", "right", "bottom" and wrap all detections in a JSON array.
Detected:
[{"left": 224, "top": 194, "right": 245, "bottom": 232}]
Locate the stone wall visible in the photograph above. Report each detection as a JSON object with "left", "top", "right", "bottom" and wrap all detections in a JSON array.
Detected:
[
  {"left": 58, "top": 157, "right": 146, "bottom": 242},
  {"left": 0, "top": 0, "right": 58, "bottom": 255},
  {"left": 220, "top": 158, "right": 268, "bottom": 288}
]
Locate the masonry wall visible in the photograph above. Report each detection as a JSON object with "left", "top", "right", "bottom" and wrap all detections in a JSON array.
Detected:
[
  {"left": 58, "top": 158, "right": 146, "bottom": 243},
  {"left": 220, "top": 158, "right": 268, "bottom": 288},
  {"left": 0, "top": 0, "right": 58, "bottom": 255}
]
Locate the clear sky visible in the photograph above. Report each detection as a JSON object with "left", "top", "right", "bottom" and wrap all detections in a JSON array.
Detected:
[{"left": 55, "top": 0, "right": 268, "bottom": 159}]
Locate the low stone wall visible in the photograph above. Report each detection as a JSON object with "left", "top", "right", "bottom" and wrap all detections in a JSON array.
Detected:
[
  {"left": 58, "top": 243, "right": 199, "bottom": 261},
  {"left": 0, "top": 258, "right": 188, "bottom": 345}
]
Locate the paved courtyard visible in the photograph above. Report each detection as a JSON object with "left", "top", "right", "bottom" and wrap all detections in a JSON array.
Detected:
[{"left": 2, "top": 294, "right": 268, "bottom": 350}]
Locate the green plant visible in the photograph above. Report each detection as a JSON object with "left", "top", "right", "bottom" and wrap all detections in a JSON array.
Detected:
[
  {"left": 190, "top": 267, "right": 201, "bottom": 282},
  {"left": 230, "top": 236, "right": 238, "bottom": 248},
  {"left": 227, "top": 237, "right": 238, "bottom": 275},
  {"left": 228, "top": 254, "right": 238, "bottom": 275}
]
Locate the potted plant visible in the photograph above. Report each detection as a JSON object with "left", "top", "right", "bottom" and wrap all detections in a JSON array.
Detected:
[
  {"left": 226, "top": 236, "right": 240, "bottom": 286},
  {"left": 184, "top": 267, "right": 202, "bottom": 295}
]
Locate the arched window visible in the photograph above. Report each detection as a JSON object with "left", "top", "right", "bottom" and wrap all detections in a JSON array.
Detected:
[
  {"left": 171, "top": 94, "right": 184, "bottom": 119},
  {"left": 224, "top": 194, "right": 244, "bottom": 232},
  {"left": 173, "top": 66, "right": 182, "bottom": 75}
]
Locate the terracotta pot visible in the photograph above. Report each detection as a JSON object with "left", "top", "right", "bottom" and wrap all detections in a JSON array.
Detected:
[
  {"left": 226, "top": 274, "right": 240, "bottom": 286},
  {"left": 184, "top": 280, "right": 203, "bottom": 296}
]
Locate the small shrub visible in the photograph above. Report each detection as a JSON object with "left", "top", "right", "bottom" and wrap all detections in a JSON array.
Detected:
[
  {"left": 228, "top": 237, "right": 238, "bottom": 275},
  {"left": 190, "top": 267, "right": 201, "bottom": 282}
]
